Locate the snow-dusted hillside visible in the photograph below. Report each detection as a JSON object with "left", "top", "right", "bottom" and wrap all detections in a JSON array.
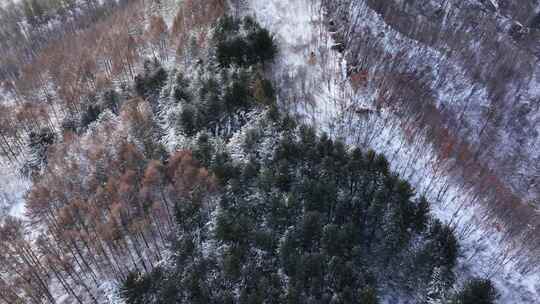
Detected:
[
  {"left": 1, "top": 0, "right": 538, "bottom": 302},
  {"left": 340, "top": 0, "right": 540, "bottom": 205},
  {"left": 246, "top": 0, "right": 540, "bottom": 302},
  {"left": 0, "top": 162, "right": 29, "bottom": 217}
]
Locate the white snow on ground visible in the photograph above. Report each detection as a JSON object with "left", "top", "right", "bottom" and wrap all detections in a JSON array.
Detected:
[
  {"left": 247, "top": 0, "right": 540, "bottom": 302},
  {"left": 0, "top": 161, "right": 30, "bottom": 219},
  {"left": 0, "top": 0, "right": 17, "bottom": 8},
  {"left": 489, "top": 0, "right": 499, "bottom": 10}
]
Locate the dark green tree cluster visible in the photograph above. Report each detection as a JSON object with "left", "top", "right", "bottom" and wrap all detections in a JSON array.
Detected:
[
  {"left": 80, "top": 101, "right": 101, "bottom": 130},
  {"left": 176, "top": 69, "right": 263, "bottom": 137},
  {"left": 60, "top": 89, "right": 121, "bottom": 134},
  {"left": 120, "top": 113, "right": 463, "bottom": 303},
  {"left": 135, "top": 59, "right": 168, "bottom": 102},
  {"left": 120, "top": 270, "right": 165, "bottom": 304},
  {"left": 21, "top": 127, "right": 56, "bottom": 177},
  {"left": 171, "top": 20, "right": 277, "bottom": 138},
  {"left": 453, "top": 278, "right": 499, "bottom": 304},
  {"left": 173, "top": 16, "right": 278, "bottom": 138},
  {"left": 215, "top": 16, "right": 278, "bottom": 68}
]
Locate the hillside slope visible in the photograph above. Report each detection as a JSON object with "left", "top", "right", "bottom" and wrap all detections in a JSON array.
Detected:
[
  {"left": 0, "top": 0, "right": 538, "bottom": 302},
  {"left": 340, "top": 0, "right": 540, "bottom": 205},
  {"left": 247, "top": 0, "right": 540, "bottom": 302}
]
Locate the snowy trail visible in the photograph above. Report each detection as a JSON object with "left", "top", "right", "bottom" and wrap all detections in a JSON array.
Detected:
[{"left": 248, "top": 0, "right": 540, "bottom": 302}]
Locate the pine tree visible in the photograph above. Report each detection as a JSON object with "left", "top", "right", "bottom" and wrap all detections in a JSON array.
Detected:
[
  {"left": 102, "top": 89, "right": 120, "bottom": 114},
  {"left": 178, "top": 104, "right": 198, "bottom": 136},
  {"left": 193, "top": 132, "right": 213, "bottom": 167},
  {"left": 173, "top": 73, "right": 192, "bottom": 103},
  {"left": 246, "top": 27, "right": 278, "bottom": 66},
  {"left": 120, "top": 271, "right": 157, "bottom": 304},
  {"left": 24, "top": 127, "right": 56, "bottom": 176},
  {"left": 454, "top": 279, "right": 499, "bottom": 304}
]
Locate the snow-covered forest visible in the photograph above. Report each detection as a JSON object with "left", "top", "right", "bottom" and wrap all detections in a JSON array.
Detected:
[{"left": 0, "top": 0, "right": 538, "bottom": 303}]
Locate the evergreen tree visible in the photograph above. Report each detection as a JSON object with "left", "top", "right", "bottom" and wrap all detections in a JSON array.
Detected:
[
  {"left": 120, "top": 271, "right": 159, "bottom": 304},
  {"left": 453, "top": 279, "right": 499, "bottom": 304},
  {"left": 80, "top": 103, "right": 101, "bottom": 129},
  {"left": 174, "top": 72, "right": 192, "bottom": 103},
  {"left": 102, "top": 89, "right": 120, "bottom": 114},
  {"left": 178, "top": 104, "right": 198, "bottom": 136},
  {"left": 246, "top": 27, "right": 278, "bottom": 66},
  {"left": 193, "top": 132, "right": 214, "bottom": 167},
  {"left": 224, "top": 75, "right": 251, "bottom": 110},
  {"left": 24, "top": 128, "right": 56, "bottom": 176},
  {"left": 135, "top": 59, "right": 168, "bottom": 100},
  {"left": 428, "top": 220, "right": 459, "bottom": 270}
]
